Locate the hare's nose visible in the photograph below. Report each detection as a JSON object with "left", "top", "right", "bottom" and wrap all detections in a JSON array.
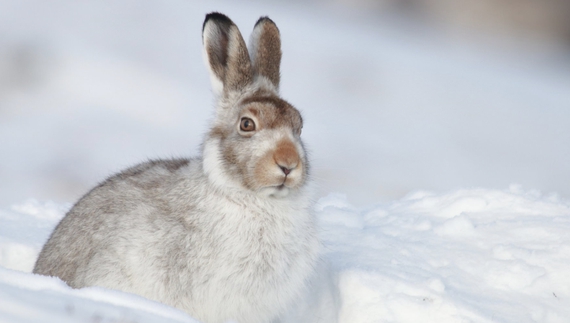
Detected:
[
  {"left": 274, "top": 139, "right": 300, "bottom": 175},
  {"left": 279, "top": 165, "right": 292, "bottom": 175}
]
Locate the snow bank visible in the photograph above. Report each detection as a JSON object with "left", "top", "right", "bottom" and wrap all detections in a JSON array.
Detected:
[
  {"left": 2, "top": 186, "right": 569, "bottom": 322},
  {"left": 0, "top": 268, "right": 199, "bottom": 323},
  {"left": 317, "top": 187, "right": 570, "bottom": 322}
]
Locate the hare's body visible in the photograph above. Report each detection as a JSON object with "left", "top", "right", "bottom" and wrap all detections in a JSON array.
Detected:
[
  {"left": 34, "top": 13, "right": 319, "bottom": 323},
  {"left": 35, "top": 158, "right": 317, "bottom": 323}
]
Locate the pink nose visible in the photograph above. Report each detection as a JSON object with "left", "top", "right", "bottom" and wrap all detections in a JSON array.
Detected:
[{"left": 279, "top": 166, "right": 291, "bottom": 175}]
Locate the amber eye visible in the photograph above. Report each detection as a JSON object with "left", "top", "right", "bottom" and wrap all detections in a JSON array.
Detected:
[{"left": 240, "top": 117, "right": 256, "bottom": 132}]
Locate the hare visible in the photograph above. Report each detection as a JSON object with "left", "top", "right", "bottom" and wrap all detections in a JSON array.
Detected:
[{"left": 33, "top": 12, "right": 319, "bottom": 323}]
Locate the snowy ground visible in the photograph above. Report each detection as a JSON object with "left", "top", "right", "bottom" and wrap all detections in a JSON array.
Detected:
[
  {"left": 2, "top": 0, "right": 570, "bottom": 322},
  {"left": 2, "top": 188, "right": 570, "bottom": 322}
]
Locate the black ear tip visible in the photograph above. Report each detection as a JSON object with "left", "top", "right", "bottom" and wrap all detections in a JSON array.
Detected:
[
  {"left": 203, "top": 12, "right": 234, "bottom": 31},
  {"left": 254, "top": 16, "right": 276, "bottom": 28}
]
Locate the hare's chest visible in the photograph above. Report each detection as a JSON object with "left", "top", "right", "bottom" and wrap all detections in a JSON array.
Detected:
[
  {"left": 203, "top": 203, "right": 311, "bottom": 271},
  {"left": 211, "top": 205, "right": 303, "bottom": 266},
  {"left": 179, "top": 196, "right": 318, "bottom": 322},
  {"left": 191, "top": 206, "right": 316, "bottom": 320}
]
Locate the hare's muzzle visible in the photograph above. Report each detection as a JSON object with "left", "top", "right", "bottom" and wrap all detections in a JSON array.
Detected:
[{"left": 274, "top": 139, "right": 300, "bottom": 176}]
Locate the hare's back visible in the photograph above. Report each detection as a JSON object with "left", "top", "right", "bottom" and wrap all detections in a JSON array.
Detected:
[{"left": 33, "top": 158, "right": 196, "bottom": 287}]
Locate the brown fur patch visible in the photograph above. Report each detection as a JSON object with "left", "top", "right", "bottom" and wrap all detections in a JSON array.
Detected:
[
  {"left": 203, "top": 14, "right": 253, "bottom": 93},
  {"left": 224, "top": 26, "right": 253, "bottom": 92},
  {"left": 273, "top": 139, "right": 299, "bottom": 170},
  {"left": 162, "top": 159, "right": 190, "bottom": 172},
  {"left": 220, "top": 141, "right": 248, "bottom": 188},
  {"left": 240, "top": 95, "right": 302, "bottom": 134},
  {"left": 203, "top": 14, "right": 232, "bottom": 83},
  {"left": 252, "top": 150, "right": 277, "bottom": 190},
  {"left": 252, "top": 18, "right": 282, "bottom": 88},
  {"left": 248, "top": 138, "right": 305, "bottom": 190},
  {"left": 210, "top": 126, "right": 229, "bottom": 140}
]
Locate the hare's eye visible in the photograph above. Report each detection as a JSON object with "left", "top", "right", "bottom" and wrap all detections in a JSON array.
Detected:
[{"left": 240, "top": 117, "right": 256, "bottom": 132}]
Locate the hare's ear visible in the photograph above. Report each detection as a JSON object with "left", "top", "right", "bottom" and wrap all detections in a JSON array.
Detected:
[
  {"left": 249, "top": 16, "right": 282, "bottom": 90},
  {"left": 202, "top": 13, "right": 253, "bottom": 96}
]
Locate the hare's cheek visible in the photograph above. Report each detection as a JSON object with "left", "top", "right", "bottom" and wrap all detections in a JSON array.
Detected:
[{"left": 251, "top": 151, "right": 283, "bottom": 189}]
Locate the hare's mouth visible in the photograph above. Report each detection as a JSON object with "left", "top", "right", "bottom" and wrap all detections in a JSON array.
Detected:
[
  {"left": 258, "top": 183, "right": 291, "bottom": 198},
  {"left": 273, "top": 184, "right": 290, "bottom": 198}
]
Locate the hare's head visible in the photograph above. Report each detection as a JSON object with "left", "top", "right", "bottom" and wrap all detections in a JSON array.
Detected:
[{"left": 201, "top": 13, "right": 308, "bottom": 198}]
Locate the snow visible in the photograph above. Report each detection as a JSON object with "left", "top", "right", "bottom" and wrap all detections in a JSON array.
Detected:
[
  {"left": 2, "top": 188, "right": 570, "bottom": 322},
  {"left": 2, "top": 0, "right": 570, "bottom": 322},
  {"left": 317, "top": 187, "right": 570, "bottom": 322},
  {"left": 0, "top": 267, "right": 199, "bottom": 323}
]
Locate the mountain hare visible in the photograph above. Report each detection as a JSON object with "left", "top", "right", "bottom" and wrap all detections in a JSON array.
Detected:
[{"left": 34, "top": 12, "right": 319, "bottom": 323}]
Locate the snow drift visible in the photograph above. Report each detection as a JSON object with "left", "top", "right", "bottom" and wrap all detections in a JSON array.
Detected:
[{"left": 2, "top": 186, "right": 569, "bottom": 322}]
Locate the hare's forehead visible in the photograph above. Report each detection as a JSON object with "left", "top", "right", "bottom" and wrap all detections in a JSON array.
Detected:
[{"left": 238, "top": 96, "right": 302, "bottom": 130}]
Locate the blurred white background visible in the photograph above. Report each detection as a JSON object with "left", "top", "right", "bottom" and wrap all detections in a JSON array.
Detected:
[{"left": 1, "top": 0, "right": 569, "bottom": 207}]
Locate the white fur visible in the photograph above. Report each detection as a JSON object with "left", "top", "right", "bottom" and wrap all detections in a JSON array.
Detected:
[
  {"left": 254, "top": 74, "right": 279, "bottom": 93},
  {"left": 202, "top": 137, "right": 243, "bottom": 191},
  {"left": 248, "top": 20, "right": 263, "bottom": 64},
  {"left": 77, "top": 177, "right": 318, "bottom": 323}
]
